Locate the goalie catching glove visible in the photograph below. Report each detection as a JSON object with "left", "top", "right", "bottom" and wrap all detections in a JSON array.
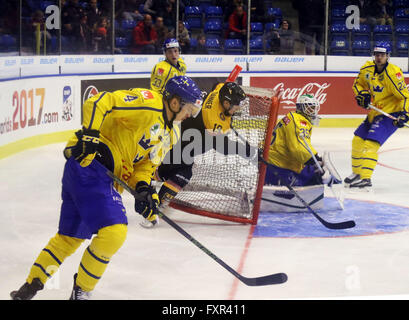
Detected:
[
  {"left": 134, "top": 181, "right": 159, "bottom": 226},
  {"left": 70, "top": 128, "right": 100, "bottom": 167}
]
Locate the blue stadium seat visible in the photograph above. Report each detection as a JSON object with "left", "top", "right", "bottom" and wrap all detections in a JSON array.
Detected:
[
  {"left": 1, "top": 34, "right": 17, "bottom": 52},
  {"left": 351, "top": 24, "right": 371, "bottom": 36},
  {"left": 265, "top": 22, "right": 280, "bottom": 32},
  {"left": 395, "top": 23, "right": 409, "bottom": 35},
  {"left": 352, "top": 38, "right": 370, "bottom": 56},
  {"left": 205, "top": 38, "right": 222, "bottom": 54},
  {"left": 396, "top": 36, "right": 408, "bottom": 56},
  {"left": 250, "top": 22, "right": 264, "bottom": 38},
  {"left": 393, "top": 0, "right": 409, "bottom": 8},
  {"left": 330, "top": 23, "right": 349, "bottom": 36},
  {"left": 204, "top": 20, "right": 222, "bottom": 36},
  {"left": 330, "top": 35, "right": 349, "bottom": 55},
  {"left": 205, "top": 6, "right": 223, "bottom": 19},
  {"left": 190, "top": 37, "right": 198, "bottom": 50},
  {"left": 40, "top": 1, "right": 54, "bottom": 11},
  {"left": 267, "top": 7, "right": 282, "bottom": 19},
  {"left": 224, "top": 39, "right": 244, "bottom": 54},
  {"left": 373, "top": 24, "right": 392, "bottom": 42},
  {"left": 198, "top": 0, "right": 212, "bottom": 13},
  {"left": 395, "top": 8, "right": 409, "bottom": 25},
  {"left": 249, "top": 37, "right": 264, "bottom": 55},
  {"left": 185, "top": 6, "right": 202, "bottom": 18},
  {"left": 331, "top": 7, "right": 347, "bottom": 24},
  {"left": 121, "top": 20, "right": 137, "bottom": 30}
]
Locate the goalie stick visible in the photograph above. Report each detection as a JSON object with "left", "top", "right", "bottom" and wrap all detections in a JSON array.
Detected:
[
  {"left": 106, "top": 170, "right": 288, "bottom": 286},
  {"left": 299, "top": 134, "right": 345, "bottom": 210},
  {"left": 231, "top": 127, "right": 355, "bottom": 230}
]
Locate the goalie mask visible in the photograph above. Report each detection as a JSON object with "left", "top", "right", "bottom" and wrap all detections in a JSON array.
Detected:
[
  {"left": 296, "top": 94, "right": 321, "bottom": 125},
  {"left": 219, "top": 82, "right": 247, "bottom": 116}
]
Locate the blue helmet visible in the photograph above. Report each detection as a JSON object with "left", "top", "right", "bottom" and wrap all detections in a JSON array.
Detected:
[
  {"left": 374, "top": 42, "right": 391, "bottom": 55},
  {"left": 163, "top": 38, "right": 180, "bottom": 53},
  {"left": 163, "top": 76, "right": 203, "bottom": 117}
]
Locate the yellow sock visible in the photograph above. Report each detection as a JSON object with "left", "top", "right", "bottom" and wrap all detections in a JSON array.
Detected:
[
  {"left": 360, "top": 140, "right": 380, "bottom": 180},
  {"left": 351, "top": 135, "right": 365, "bottom": 176},
  {"left": 76, "top": 224, "right": 127, "bottom": 292},
  {"left": 27, "top": 233, "right": 84, "bottom": 285}
]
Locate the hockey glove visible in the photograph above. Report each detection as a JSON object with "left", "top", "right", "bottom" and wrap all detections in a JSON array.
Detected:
[
  {"left": 134, "top": 181, "right": 159, "bottom": 223},
  {"left": 355, "top": 90, "right": 371, "bottom": 109},
  {"left": 71, "top": 128, "right": 100, "bottom": 167},
  {"left": 393, "top": 112, "right": 409, "bottom": 128}
]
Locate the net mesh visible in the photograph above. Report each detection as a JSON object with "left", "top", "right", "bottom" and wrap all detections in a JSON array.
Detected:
[{"left": 170, "top": 86, "right": 277, "bottom": 222}]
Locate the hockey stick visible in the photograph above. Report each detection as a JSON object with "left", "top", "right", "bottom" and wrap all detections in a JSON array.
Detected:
[
  {"left": 299, "top": 135, "right": 345, "bottom": 210},
  {"left": 106, "top": 170, "right": 288, "bottom": 286},
  {"left": 368, "top": 104, "right": 409, "bottom": 128},
  {"left": 231, "top": 127, "right": 355, "bottom": 230}
]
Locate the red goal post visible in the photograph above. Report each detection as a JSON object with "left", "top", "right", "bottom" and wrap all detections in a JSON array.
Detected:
[{"left": 169, "top": 86, "right": 279, "bottom": 225}]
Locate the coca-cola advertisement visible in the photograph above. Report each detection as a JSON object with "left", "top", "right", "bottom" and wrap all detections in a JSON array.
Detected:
[{"left": 250, "top": 76, "right": 365, "bottom": 115}]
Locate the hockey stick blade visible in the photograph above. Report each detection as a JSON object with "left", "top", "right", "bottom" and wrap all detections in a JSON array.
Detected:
[
  {"left": 257, "top": 157, "right": 356, "bottom": 230},
  {"left": 107, "top": 170, "right": 288, "bottom": 286}
]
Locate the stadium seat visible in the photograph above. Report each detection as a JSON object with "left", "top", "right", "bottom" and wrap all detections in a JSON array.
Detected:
[
  {"left": 396, "top": 36, "right": 408, "bottom": 56},
  {"left": 393, "top": 0, "right": 409, "bottom": 8},
  {"left": 189, "top": 37, "right": 198, "bottom": 51},
  {"left": 40, "top": 1, "right": 54, "bottom": 11},
  {"left": 352, "top": 39, "right": 370, "bottom": 56},
  {"left": 265, "top": 22, "right": 280, "bottom": 32},
  {"left": 395, "top": 23, "right": 409, "bottom": 35},
  {"left": 121, "top": 19, "right": 137, "bottom": 30},
  {"left": 267, "top": 7, "right": 282, "bottom": 19},
  {"left": 204, "top": 20, "right": 222, "bottom": 36},
  {"left": 250, "top": 22, "right": 264, "bottom": 38},
  {"left": 351, "top": 24, "right": 371, "bottom": 36},
  {"left": 330, "top": 23, "right": 349, "bottom": 36},
  {"left": 394, "top": 8, "right": 409, "bottom": 25},
  {"left": 205, "top": 6, "right": 223, "bottom": 20},
  {"left": 224, "top": 39, "right": 244, "bottom": 55},
  {"left": 331, "top": 7, "right": 348, "bottom": 24},
  {"left": 198, "top": 0, "right": 212, "bottom": 13},
  {"left": 373, "top": 24, "right": 392, "bottom": 42},
  {"left": 330, "top": 35, "right": 350, "bottom": 55},
  {"left": 249, "top": 37, "right": 264, "bottom": 55},
  {"left": 1, "top": 34, "right": 17, "bottom": 52},
  {"left": 205, "top": 38, "right": 222, "bottom": 54}
]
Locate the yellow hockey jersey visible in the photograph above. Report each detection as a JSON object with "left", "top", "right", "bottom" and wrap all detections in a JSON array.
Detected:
[
  {"left": 268, "top": 111, "right": 317, "bottom": 174},
  {"left": 201, "top": 83, "right": 232, "bottom": 134},
  {"left": 64, "top": 88, "right": 180, "bottom": 193},
  {"left": 353, "top": 61, "right": 409, "bottom": 122},
  {"left": 150, "top": 58, "right": 187, "bottom": 94}
]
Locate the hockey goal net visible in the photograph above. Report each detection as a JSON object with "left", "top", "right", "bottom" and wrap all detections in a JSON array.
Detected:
[{"left": 169, "top": 86, "right": 279, "bottom": 224}]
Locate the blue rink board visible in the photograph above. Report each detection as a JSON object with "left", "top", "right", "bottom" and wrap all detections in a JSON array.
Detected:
[{"left": 254, "top": 198, "right": 409, "bottom": 238}]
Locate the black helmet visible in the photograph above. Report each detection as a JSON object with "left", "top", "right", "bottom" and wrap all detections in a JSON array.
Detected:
[{"left": 219, "top": 82, "right": 246, "bottom": 107}]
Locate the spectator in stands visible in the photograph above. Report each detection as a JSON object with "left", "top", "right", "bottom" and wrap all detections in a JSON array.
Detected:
[
  {"left": 169, "top": 20, "right": 190, "bottom": 53},
  {"left": 30, "top": 10, "right": 52, "bottom": 54},
  {"left": 61, "top": 0, "right": 85, "bottom": 52},
  {"left": 153, "top": 16, "right": 169, "bottom": 53},
  {"left": 93, "top": 16, "right": 110, "bottom": 53},
  {"left": 277, "top": 19, "right": 296, "bottom": 55},
  {"left": 143, "top": 0, "right": 165, "bottom": 20},
  {"left": 349, "top": 0, "right": 374, "bottom": 26},
  {"left": 192, "top": 33, "right": 209, "bottom": 54},
  {"left": 85, "top": 0, "right": 103, "bottom": 30},
  {"left": 78, "top": 13, "right": 93, "bottom": 53},
  {"left": 117, "top": 0, "right": 144, "bottom": 23},
  {"left": 367, "top": 0, "right": 394, "bottom": 26},
  {"left": 132, "top": 14, "right": 158, "bottom": 54},
  {"left": 162, "top": 0, "right": 177, "bottom": 31},
  {"left": 227, "top": 5, "right": 247, "bottom": 41}
]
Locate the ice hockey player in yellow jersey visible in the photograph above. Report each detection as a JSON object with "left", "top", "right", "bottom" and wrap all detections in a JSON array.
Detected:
[
  {"left": 345, "top": 42, "right": 409, "bottom": 190},
  {"left": 10, "top": 76, "right": 203, "bottom": 300},
  {"left": 150, "top": 38, "right": 187, "bottom": 94},
  {"left": 140, "top": 82, "right": 247, "bottom": 228},
  {"left": 265, "top": 93, "right": 326, "bottom": 187}
]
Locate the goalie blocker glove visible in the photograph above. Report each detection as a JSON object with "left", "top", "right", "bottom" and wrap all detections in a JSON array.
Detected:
[
  {"left": 134, "top": 181, "right": 159, "bottom": 225},
  {"left": 355, "top": 90, "right": 371, "bottom": 109},
  {"left": 67, "top": 128, "right": 100, "bottom": 167},
  {"left": 393, "top": 112, "right": 409, "bottom": 128}
]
